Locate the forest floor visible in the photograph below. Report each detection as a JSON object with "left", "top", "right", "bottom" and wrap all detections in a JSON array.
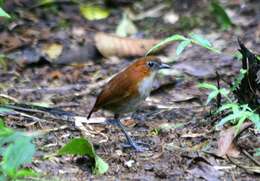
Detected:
[{"left": 0, "top": 0, "right": 260, "bottom": 180}]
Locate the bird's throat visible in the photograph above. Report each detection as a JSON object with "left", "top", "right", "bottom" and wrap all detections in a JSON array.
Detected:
[{"left": 138, "top": 72, "right": 156, "bottom": 98}]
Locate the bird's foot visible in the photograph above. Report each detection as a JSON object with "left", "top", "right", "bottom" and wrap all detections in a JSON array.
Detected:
[
  {"left": 106, "top": 119, "right": 119, "bottom": 126},
  {"left": 121, "top": 140, "right": 149, "bottom": 152},
  {"left": 106, "top": 118, "right": 149, "bottom": 152}
]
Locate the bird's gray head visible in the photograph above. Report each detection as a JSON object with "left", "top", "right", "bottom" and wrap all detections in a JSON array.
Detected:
[{"left": 146, "top": 58, "right": 171, "bottom": 71}]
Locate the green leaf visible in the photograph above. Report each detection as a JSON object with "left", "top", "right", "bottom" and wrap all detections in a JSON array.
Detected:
[
  {"left": 189, "top": 33, "right": 212, "bottom": 47},
  {"left": 0, "top": 175, "right": 7, "bottom": 181},
  {"left": 0, "top": 126, "right": 13, "bottom": 138},
  {"left": 146, "top": 34, "right": 187, "bottom": 56},
  {"left": 0, "top": 7, "right": 10, "bottom": 18},
  {"left": 217, "top": 103, "right": 238, "bottom": 113},
  {"left": 197, "top": 83, "right": 218, "bottom": 90},
  {"left": 0, "top": 132, "right": 23, "bottom": 147},
  {"left": 15, "top": 168, "right": 38, "bottom": 178},
  {"left": 116, "top": 13, "right": 137, "bottom": 37},
  {"left": 206, "top": 91, "right": 219, "bottom": 104},
  {"left": 39, "top": 0, "right": 54, "bottom": 5},
  {"left": 231, "top": 69, "right": 247, "bottom": 91},
  {"left": 176, "top": 40, "right": 191, "bottom": 55},
  {"left": 235, "top": 115, "right": 247, "bottom": 134},
  {"left": 80, "top": 5, "right": 110, "bottom": 21},
  {"left": 58, "top": 138, "right": 95, "bottom": 157},
  {"left": 250, "top": 113, "right": 260, "bottom": 131},
  {"left": 58, "top": 138, "right": 109, "bottom": 175},
  {"left": 210, "top": 0, "right": 232, "bottom": 30},
  {"left": 254, "top": 148, "right": 260, "bottom": 157},
  {"left": 93, "top": 156, "right": 109, "bottom": 175},
  {"left": 219, "top": 88, "right": 230, "bottom": 97},
  {"left": 2, "top": 136, "right": 35, "bottom": 176},
  {"left": 233, "top": 51, "right": 243, "bottom": 60},
  {"left": 216, "top": 112, "right": 243, "bottom": 128},
  {"left": 189, "top": 33, "right": 221, "bottom": 53},
  {"left": 0, "top": 107, "right": 13, "bottom": 114},
  {"left": 0, "top": 0, "right": 5, "bottom": 6}
]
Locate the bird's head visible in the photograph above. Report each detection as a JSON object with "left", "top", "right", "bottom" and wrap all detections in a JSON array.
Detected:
[
  {"left": 130, "top": 56, "right": 171, "bottom": 74},
  {"left": 145, "top": 56, "right": 171, "bottom": 71}
]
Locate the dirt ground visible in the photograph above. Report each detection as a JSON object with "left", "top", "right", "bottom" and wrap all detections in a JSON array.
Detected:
[{"left": 0, "top": 0, "right": 260, "bottom": 180}]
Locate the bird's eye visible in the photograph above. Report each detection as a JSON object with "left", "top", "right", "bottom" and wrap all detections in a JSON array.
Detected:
[{"left": 148, "top": 61, "right": 155, "bottom": 67}]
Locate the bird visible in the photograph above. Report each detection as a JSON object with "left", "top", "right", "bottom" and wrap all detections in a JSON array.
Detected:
[{"left": 88, "top": 56, "right": 170, "bottom": 151}]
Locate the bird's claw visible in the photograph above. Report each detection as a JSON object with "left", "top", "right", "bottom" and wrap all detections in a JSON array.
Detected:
[
  {"left": 121, "top": 141, "right": 149, "bottom": 152},
  {"left": 106, "top": 119, "right": 119, "bottom": 126}
]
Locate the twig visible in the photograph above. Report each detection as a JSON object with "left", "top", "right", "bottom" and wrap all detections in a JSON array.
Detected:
[
  {"left": 241, "top": 149, "right": 260, "bottom": 167},
  {"left": 227, "top": 155, "right": 260, "bottom": 174},
  {"left": 16, "top": 84, "right": 85, "bottom": 95},
  {"left": 29, "top": 0, "right": 78, "bottom": 9},
  {"left": 24, "top": 125, "right": 69, "bottom": 137},
  {"left": 0, "top": 94, "right": 19, "bottom": 103},
  {"left": 216, "top": 71, "right": 221, "bottom": 108},
  {"left": 233, "top": 122, "right": 253, "bottom": 142},
  {"left": 226, "top": 155, "right": 248, "bottom": 172}
]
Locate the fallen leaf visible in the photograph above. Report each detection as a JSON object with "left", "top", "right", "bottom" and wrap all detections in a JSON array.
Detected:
[
  {"left": 216, "top": 122, "right": 252, "bottom": 157},
  {"left": 0, "top": 33, "right": 23, "bottom": 53},
  {"left": 181, "top": 132, "right": 206, "bottom": 138},
  {"left": 188, "top": 157, "right": 223, "bottom": 181},
  {"left": 49, "top": 70, "right": 63, "bottom": 80},
  {"left": 129, "top": 4, "right": 166, "bottom": 20},
  {"left": 121, "top": 119, "right": 137, "bottom": 128},
  {"left": 116, "top": 13, "right": 137, "bottom": 37},
  {"left": 124, "top": 160, "right": 135, "bottom": 168},
  {"left": 95, "top": 32, "right": 161, "bottom": 57},
  {"left": 58, "top": 138, "right": 109, "bottom": 175},
  {"left": 80, "top": 5, "right": 110, "bottom": 21},
  {"left": 158, "top": 123, "right": 184, "bottom": 133},
  {"left": 163, "top": 11, "right": 179, "bottom": 24},
  {"left": 42, "top": 43, "right": 63, "bottom": 60}
]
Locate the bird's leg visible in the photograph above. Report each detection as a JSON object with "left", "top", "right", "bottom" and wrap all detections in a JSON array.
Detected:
[
  {"left": 115, "top": 119, "right": 147, "bottom": 152},
  {"left": 109, "top": 114, "right": 148, "bottom": 152}
]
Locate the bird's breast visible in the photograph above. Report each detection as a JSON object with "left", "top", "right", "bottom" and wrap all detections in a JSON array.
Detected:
[{"left": 138, "top": 72, "right": 156, "bottom": 98}]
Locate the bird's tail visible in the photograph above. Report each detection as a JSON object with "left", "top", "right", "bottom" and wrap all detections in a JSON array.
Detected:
[
  {"left": 87, "top": 108, "right": 96, "bottom": 119},
  {"left": 0, "top": 103, "right": 77, "bottom": 121}
]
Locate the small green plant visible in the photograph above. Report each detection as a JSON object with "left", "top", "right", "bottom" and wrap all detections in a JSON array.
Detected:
[
  {"left": 210, "top": 0, "right": 232, "bottom": 30},
  {"left": 198, "top": 82, "right": 230, "bottom": 104},
  {"left": 0, "top": 6, "right": 10, "bottom": 18},
  {"left": 231, "top": 69, "right": 247, "bottom": 91},
  {"left": 146, "top": 33, "right": 220, "bottom": 56},
  {"left": 0, "top": 54, "right": 8, "bottom": 71},
  {"left": 0, "top": 119, "right": 38, "bottom": 180},
  {"left": 216, "top": 103, "right": 259, "bottom": 132},
  {"left": 58, "top": 138, "right": 109, "bottom": 176},
  {"left": 255, "top": 148, "right": 260, "bottom": 157},
  {"left": 198, "top": 74, "right": 259, "bottom": 134}
]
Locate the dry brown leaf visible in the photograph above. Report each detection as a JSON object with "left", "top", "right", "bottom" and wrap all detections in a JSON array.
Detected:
[
  {"left": 216, "top": 122, "right": 252, "bottom": 158},
  {"left": 94, "top": 32, "right": 161, "bottom": 57},
  {"left": 42, "top": 43, "right": 63, "bottom": 60},
  {"left": 181, "top": 132, "right": 206, "bottom": 138},
  {"left": 188, "top": 156, "right": 223, "bottom": 181},
  {"left": 121, "top": 119, "right": 137, "bottom": 128},
  {"left": 49, "top": 70, "right": 63, "bottom": 80},
  {"left": 0, "top": 32, "right": 24, "bottom": 52},
  {"left": 217, "top": 128, "right": 240, "bottom": 158}
]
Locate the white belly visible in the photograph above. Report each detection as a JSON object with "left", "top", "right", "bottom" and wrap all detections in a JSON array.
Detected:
[{"left": 138, "top": 72, "right": 156, "bottom": 98}]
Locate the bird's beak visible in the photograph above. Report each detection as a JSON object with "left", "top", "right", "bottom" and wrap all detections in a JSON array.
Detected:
[{"left": 159, "top": 63, "right": 171, "bottom": 69}]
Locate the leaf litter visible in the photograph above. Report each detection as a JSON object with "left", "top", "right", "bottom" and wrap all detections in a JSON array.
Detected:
[{"left": 0, "top": 0, "right": 260, "bottom": 180}]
